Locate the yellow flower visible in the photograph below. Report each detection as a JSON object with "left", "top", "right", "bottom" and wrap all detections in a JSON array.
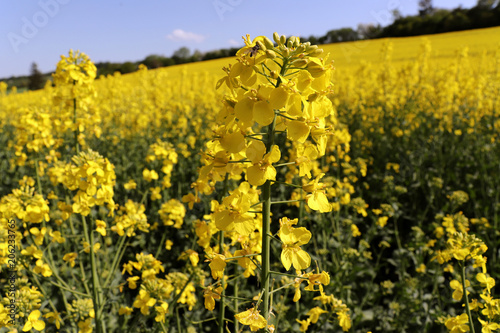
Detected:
[
  {"left": 127, "top": 276, "right": 140, "bottom": 289},
  {"left": 133, "top": 289, "right": 157, "bottom": 315},
  {"left": 444, "top": 313, "right": 469, "bottom": 333},
  {"left": 307, "top": 307, "right": 328, "bottom": 324},
  {"left": 297, "top": 318, "right": 311, "bottom": 332},
  {"left": 95, "top": 219, "right": 107, "bottom": 236},
  {"left": 279, "top": 223, "right": 312, "bottom": 271},
  {"left": 124, "top": 179, "right": 137, "bottom": 190},
  {"left": 476, "top": 273, "right": 495, "bottom": 293},
  {"left": 154, "top": 302, "right": 169, "bottom": 323},
  {"left": 44, "top": 311, "right": 62, "bottom": 329},
  {"left": 208, "top": 254, "right": 226, "bottom": 280},
  {"left": 30, "top": 227, "right": 47, "bottom": 245},
  {"left": 416, "top": 263, "right": 426, "bottom": 274},
  {"left": 246, "top": 141, "right": 281, "bottom": 186},
  {"left": 302, "top": 173, "right": 332, "bottom": 213},
  {"left": 377, "top": 216, "right": 389, "bottom": 227},
  {"left": 33, "top": 259, "right": 52, "bottom": 277},
  {"left": 478, "top": 318, "right": 500, "bottom": 333},
  {"left": 450, "top": 279, "right": 470, "bottom": 301},
  {"left": 159, "top": 199, "right": 186, "bottom": 229},
  {"left": 143, "top": 168, "right": 159, "bottom": 182},
  {"left": 49, "top": 230, "right": 66, "bottom": 243},
  {"left": 203, "top": 286, "right": 223, "bottom": 311},
  {"left": 118, "top": 306, "right": 133, "bottom": 315},
  {"left": 304, "top": 271, "right": 330, "bottom": 291},
  {"left": 337, "top": 310, "right": 352, "bottom": 332},
  {"left": 213, "top": 186, "right": 256, "bottom": 236},
  {"left": 351, "top": 224, "right": 361, "bottom": 237},
  {"left": 23, "top": 310, "right": 45, "bottom": 332},
  {"left": 63, "top": 252, "right": 78, "bottom": 267},
  {"left": 294, "top": 144, "right": 319, "bottom": 178},
  {"left": 77, "top": 318, "right": 93, "bottom": 333},
  {"left": 235, "top": 307, "right": 267, "bottom": 332},
  {"left": 179, "top": 250, "right": 199, "bottom": 267}
]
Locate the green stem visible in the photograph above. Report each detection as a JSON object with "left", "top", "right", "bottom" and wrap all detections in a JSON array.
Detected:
[
  {"left": 461, "top": 262, "right": 475, "bottom": 333},
  {"left": 103, "top": 236, "right": 128, "bottom": 289},
  {"left": 49, "top": 281, "right": 90, "bottom": 297},
  {"left": 234, "top": 277, "right": 239, "bottom": 333},
  {"left": 176, "top": 307, "right": 182, "bottom": 333},
  {"left": 259, "top": 59, "right": 289, "bottom": 330},
  {"left": 155, "top": 229, "right": 168, "bottom": 259},
  {"left": 68, "top": 212, "right": 91, "bottom": 295},
  {"left": 218, "top": 231, "right": 226, "bottom": 333},
  {"left": 82, "top": 216, "right": 104, "bottom": 333},
  {"left": 27, "top": 266, "right": 66, "bottom": 326},
  {"left": 261, "top": 154, "right": 274, "bottom": 326}
]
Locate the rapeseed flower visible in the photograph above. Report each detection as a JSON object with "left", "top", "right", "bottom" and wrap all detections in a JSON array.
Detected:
[{"left": 234, "top": 307, "right": 267, "bottom": 332}]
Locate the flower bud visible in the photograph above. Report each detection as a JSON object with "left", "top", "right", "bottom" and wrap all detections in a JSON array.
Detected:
[
  {"left": 306, "top": 45, "right": 318, "bottom": 52},
  {"left": 280, "top": 35, "right": 286, "bottom": 45},
  {"left": 297, "top": 45, "right": 306, "bottom": 53},
  {"left": 256, "top": 40, "right": 266, "bottom": 52},
  {"left": 266, "top": 50, "right": 277, "bottom": 59},
  {"left": 287, "top": 37, "right": 295, "bottom": 48},
  {"left": 291, "top": 59, "right": 309, "bottom": 67},
  {"left": 309, "top": 49, "right": 324, "bottom": 57},
  {"left": 270, "top": 70, "right": 279, "bottom": 79},
  {"left": 263, "top": 36, "right": 274, "bottom": 49},
  {"left": 273, "top": 32, "right": 280, "bottom": 45}
]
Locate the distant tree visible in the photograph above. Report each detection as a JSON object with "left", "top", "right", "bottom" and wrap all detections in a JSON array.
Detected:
[
  {"left": 28, "top": 62, "right": 44, "bottom": 90},
  {"left": 120, "top": 62, "right": 136, "bottom": 74},
  {"left": 143, "top": 55, "right": 164, "bottom": 69},
  {"left": 321, "top": 28, "right": 359, "bottom": 44},
  {"left": 306, "top": 35, "right": 318, "bottom": 44},
  {"left": 357, "top": 23, "right": 382, "bottom": 39},
  {"left": 392, "top": 9, "right": 403, "bottom": 20},
  {"left": 476, "top": 0, "right": 498, "bottom": 8},
  {"left": 190, "top": 50, "right": 203, "bottom": 62},
  {"left": 172, "top": 47, "right": 191, "bottom": 60},
  {"left": 419, "top": 0, "right": 435, "bottom": 16}
]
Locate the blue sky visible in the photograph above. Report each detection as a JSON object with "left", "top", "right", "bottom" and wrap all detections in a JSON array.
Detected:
[{"left": 0, "top": 0, "right": 477, "bottom": 78}]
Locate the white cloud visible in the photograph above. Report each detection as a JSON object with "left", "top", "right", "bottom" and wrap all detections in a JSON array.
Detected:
[{"left": 166, "top": 29, "right": 206, "bottom": 43}]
